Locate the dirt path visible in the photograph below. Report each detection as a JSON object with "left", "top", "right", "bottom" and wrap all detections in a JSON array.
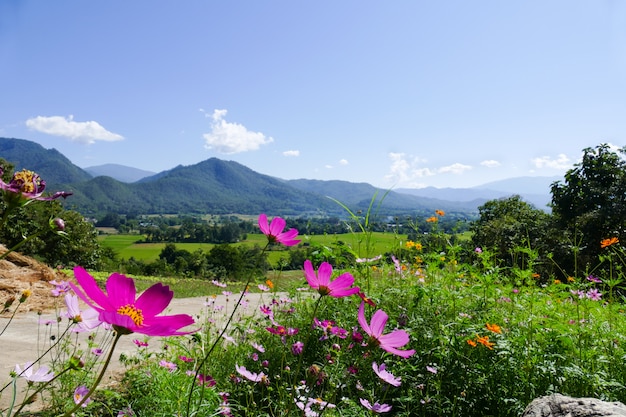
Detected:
[{"left": 0, "top": 291, "right": 283, "bottom": 412}]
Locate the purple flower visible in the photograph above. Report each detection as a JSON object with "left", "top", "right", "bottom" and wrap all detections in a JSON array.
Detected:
[
  {"left": 69, "top": 266, "right": 195, "bottom": 336},
  {"left": 304, "top": 260, "right": 360, "bottom": 298},
  {"left": 0, "top": 167, "right": 72, "bottom": 205},
  {"left": 474, "top": 247, "right": 483, "bottom": 253},
  {"left": 291, "top": 341, "right": 304, "bottom": 356},
  {"left": 73, "top": 385, "right": 92, "bottom": 407},
  {"left": 357, "top": 301, "right": 416, "bottom": 358},
  {"left": 372, "top": 362, "right": 401, "bottom": 387},
  {"left": 159, "top": 360, "right": 177, "bottom": 372},
  {"left": 258, "top": 213, "right": 301, "bottom": 246},
  {"left": 586, "top": 288, "right": 603, "bottom": 301},
  {"left": 50, "top": 280, "right": 71, "bottom": 297},
  {"left": 14, "top": 362, "right": 54, "bottom": 382},
  {"left": 360, "top": 398, "right": 392, "bottom": 413},
  {"left": 426, "top": 365, "right": 438, "bottom": 374},
  {"left": 587, "top": 275, "right": 602, "bottom": 283}
]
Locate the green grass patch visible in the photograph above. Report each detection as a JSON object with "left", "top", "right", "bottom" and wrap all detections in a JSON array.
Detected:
[{"left": 99, "top": 231, "right": 405, "bottom": 264}]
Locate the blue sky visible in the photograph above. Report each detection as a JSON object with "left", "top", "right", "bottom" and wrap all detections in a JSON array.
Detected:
[{"left": 1, "top": 1, "right": 625, "bottom": 189}]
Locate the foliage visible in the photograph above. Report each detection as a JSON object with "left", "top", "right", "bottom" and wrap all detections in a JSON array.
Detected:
[
  {"left": 470, "top": 195, "right": 552, "bottom": 275},
  {"left": 551, "top": 143, "right": 626, "bottom": 274}
]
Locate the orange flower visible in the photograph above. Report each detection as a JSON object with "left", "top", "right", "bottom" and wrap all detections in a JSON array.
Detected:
[
  {"left": 426, "top": 216, "right": 438, "bottom": 223},
  {"left": 435, "top": 210, "right": 445, "bottom": 216},
  {"left": 532, "top": 273, "right": 540, "bottom": 279},
  {"left": 466, "top": 339, "right": 477, "bottom": 347},
  {"left": 601, "top": 237, "right": 619, "bottom": 248},
  {"left": 476, "top": 335, "right": 494, "bottom": 350},
  {"left": 567, "top": 276, "right": 575, "bottom": 283},
  {"left": 485, "top": 323, "right": 502, "bottom": 334},
  {"left": 265, "top": 279, "right": 274, "bottom": 290},
  {"left": 553, "top": 279, "right": 562, "bottom": 285}
]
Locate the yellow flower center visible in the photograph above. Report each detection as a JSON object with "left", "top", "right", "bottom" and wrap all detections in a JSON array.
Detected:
[
  {"left": 117, "top": 304, "right": 144, "bottom": 326},
  {"left": 13, "top": 170, "right": 38, "bottom": 193}
]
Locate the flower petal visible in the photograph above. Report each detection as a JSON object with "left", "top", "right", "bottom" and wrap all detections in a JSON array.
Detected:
[
  {"left": 105, "top": 273, "right": 137, "bottom": 308},
  {"left": 369, "top": 309, "right": 389, "bottom": 338},
  {"left": 328, "top": 272, "right": 355, "bottom": 292},
  {"left": 304, "top": 260, "right": 319, "bottom": 289},
  {"left": 317, "top": 262, "right": 333, "bottom": 287},
  {"left": 269, "top": 216, "right": 286, "bottom": 236},
  {"left": 71, "top": 266, "right": 113, "bottom": 310},
  {"left": 258, "top": 214, "right": 270, "bottom": 235},
  {"left": 357, "top": 301, "right": 371, "bottom": 336},
  {"left": 135, "top": 283, "right": 174, "bottom": 317},
  {"left": 379, "top": 329, "right": 410, "bottom": 349}
]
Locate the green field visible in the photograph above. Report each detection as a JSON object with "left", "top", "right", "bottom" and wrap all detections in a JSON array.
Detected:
[{"left": 98, "top": 231, "right": 404, "bottom": 264}]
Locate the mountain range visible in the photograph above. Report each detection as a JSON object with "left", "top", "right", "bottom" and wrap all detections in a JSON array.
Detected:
[{"left": 0, "top": 137, "right": 556, "bottom": 218}]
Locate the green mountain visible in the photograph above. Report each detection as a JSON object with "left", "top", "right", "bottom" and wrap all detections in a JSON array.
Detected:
[
  {"left": 0, "top": 137, "right": 92, "bottom": 184},
  {"left": 0, "top": 137, "right": 480, "bottom": 218}
]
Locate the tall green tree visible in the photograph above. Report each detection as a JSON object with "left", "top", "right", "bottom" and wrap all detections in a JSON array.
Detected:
[
  {"left": 550, "top": 143, "right": 626, "bottom": 273},
  {"left": 470, "top": 195, "right": 550, "bottom": 271}
]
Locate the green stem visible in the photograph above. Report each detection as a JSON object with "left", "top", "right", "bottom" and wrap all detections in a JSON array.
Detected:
[{"left": 62, "top": 331, "right": 123, "bottom": 416}]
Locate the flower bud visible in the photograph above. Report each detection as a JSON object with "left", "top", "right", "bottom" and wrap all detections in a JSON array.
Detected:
[{"left": 52, "top": 217, "right": 65, "bottom": 231}]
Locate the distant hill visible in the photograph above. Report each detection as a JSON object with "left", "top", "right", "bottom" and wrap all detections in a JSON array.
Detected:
[
  {"left": 84, "top": 164, "right": 156, "bottom": 183},
  {"left": 396, "top": 176, "right": 557, "bottom": 211},
  {"left": 0, "top": 137, "right": 557, "bottom": 218},
  {"left": 0, "top": 137, "right": 92, "bottom": 184}
]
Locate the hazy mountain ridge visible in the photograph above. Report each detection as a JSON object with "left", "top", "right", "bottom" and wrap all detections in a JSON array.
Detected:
[
  {"left": 84, "top": 164, "right": 156, "bottom": 183},
  {"left": 0, "top": 137, "right": 554, "bottom": 217}
]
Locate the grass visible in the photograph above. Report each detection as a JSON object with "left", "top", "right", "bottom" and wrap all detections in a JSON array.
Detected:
[{"left": 99, "top": 231, "right": 403, "bottom": 264}]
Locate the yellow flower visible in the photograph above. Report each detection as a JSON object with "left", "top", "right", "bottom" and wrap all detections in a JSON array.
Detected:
[
  {"left": 435, "top": 210, "right": 445, "bottom": 216},
  {"left": 567, "top": 276, "right": 575, "bottom": 283},
  {"left": 426, "top": 216, "right": 438, "bottom": 223},
  {"left": 19, "top": 289, "right": 32, "bottom": 303},
  {"left": 553, "top": 279, "right": 562, "bottom": 285},
  {"left": 601, "top": 237, "right": 619, "bottom": 248}
]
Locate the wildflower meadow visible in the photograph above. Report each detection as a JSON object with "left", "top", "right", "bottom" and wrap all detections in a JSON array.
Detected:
[{"left": 3, "top": 152, "right": 626, "bottom": 416}]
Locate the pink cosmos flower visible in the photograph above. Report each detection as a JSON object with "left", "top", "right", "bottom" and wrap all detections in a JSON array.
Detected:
[
  {"left": 304, "top": 260, "right": 360, "bottom": 298},
  {"left": 258, "top": 213, "right": 301, "bottom": 246},
  {"left": 73, "top": 385, "right": 92, "bottom": 407},
  {"left": 50, "top": 280, "right": 71, "bottom": 297},
  {"left": 372, "top": 362, "right": 401, "bottom": 387},
  {"left": 69, "top": 266, "right": 195, "bottom": 336},
  {"left": 159, "top": 360, "right": 177, "bottom": 372},
  {"left": 360, "top": 398, "right": 392, "bottom": 413},
  {"left": 235, "top": 364, "right": 268, "bottom": 383},
  {"left": 63, "top": 294, "right": 102, "bottom": 332},
  {"left": 14, "top": 362, "right": 54, "bottom": 382},
  {"left": 357, "top": 301, "right": 416, "bottom": 358}
]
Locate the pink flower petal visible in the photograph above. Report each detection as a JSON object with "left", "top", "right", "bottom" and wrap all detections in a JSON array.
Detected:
[
  {"left": 369, "top": 310, "right": 389, "bottom": 338},
  {"left": 135, "top": 283, "right": 174, "bottom": 317}
]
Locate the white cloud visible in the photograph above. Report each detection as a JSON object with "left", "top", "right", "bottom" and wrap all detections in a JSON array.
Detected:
[
  {"left": 283, "top": 150, "right": 300, "bottom": 157},
  {"left": 325, "top": 164, "right": 333, "bottom": 169},
  {"left": 25, "top": 115, "right": 123, "bottom": 144},
  {"left": 438, "top": 163, "right": 472, "bottom": 175},
  {"left": 339, "top": 158, "right": 349, "bottom": 165},
  {"left": 480, "top": 159, "right": 501, "bottom": 168},
  {"left": 531, "top": 153, "right": 571, "bottom": 170},
  {"left": 384, "top": 152, "right": 435, "bottom": 185},
  {"left": 202, "top": 109, "right": 273, "bottom": 154}
]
